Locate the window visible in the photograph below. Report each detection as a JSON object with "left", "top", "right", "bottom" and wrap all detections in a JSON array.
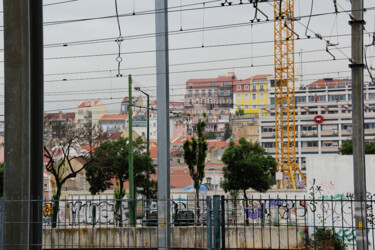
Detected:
[
  {"left": 208, "top": 98, "right": 212, "bottom": 104},
  {"left": 177, "top": 158, "right": 181, "bottom": 164},
  {"left": 301, "top": 125, "right": 317, "bottom": 131},
  {"left": 202, "top": 99, "right": 206, "bottom": 105},
  {"left": 253, "top": 105, "right": 257, "bottom": 109},
  {"left": 189, "top": 99, "right": 192, "bottom": 105},
  {"left": 195, "top": 109, "right": 199, "bottom": 115},
  {"left": 208, "top": 90, "right": 212, "bottom": 97},
  {"left": 296, "top": 96, "right": 306, "bottom": 103},
  {"left": 237, "top": 85, "right": 241, "bottom": 90},
  {"left": 214, "top": 99, "right": 218, "bottom": 104},
  {"left": 210, "top": 82, "right": 216, "bottom": 88},
  {"left": 195, "top": 99, "right": 199, "bottom": 104},
  {"left": 306, "top": 141, "right": 318, "bottom": 147},
  {"left": 237, "top": 94, "right": 241, "bottom": 101},
  {"left": 195, "top": 90, "right": 199, "bottom": 97},
  {"left": 322, "top": 124, "right": 338, "bottom": 131},
  {"left": 365, "top": 123, "right": 375, "bottom": 129},
  {"left": 220, "top": 98, "right": 224, "bottom": 103},
  {"left": 262, "top": 142, "right": 276, "bottom": 148},
  {"left": 245, "top": 105, "right": 249, "bottom": 109},
  {"left": 322, "top": 141, "right": 339, "bottom": 147},
  {"left": 223, "top": 82, "right": 229, "bottom": 87},
  {"left": 260, "top": 85, "right": 264, "bottom": 91},
  {"left": 189, "top": 90, "right": 193, "bottom": 97},
  {"left": 227, "top": 90, "right": 231, "bottom": 95},
  {"left": 188, "top": 84, "right": 193, "bottom": 89},
  {"left": 270, "top": 97, "right": 275, "bottom": 105},
  {"left": 214, "top": 89, "right": 218, "bottom": 96},
  {"left": 252, "top": 94, "right": 257, "bottom": 100},
  {"left": 309, "top": 95, "right": 326, "bottom": 102},
  {"left": 262, "top": 127, "right": 275, "bottom": 132},
  {"left": 244, "top": 93, "right": 249, "bottom": 100},
  {"left": 237, "top": 105, "right": 242, "bottom": 110},
  {"left": 369, "top": 93, "right": 375, "bottom": 100},
  {"left": 252, "top": 85, "right": 256, "bottom": 91},
  {"left": 220, "top": 90, "right": 224, "bottom": 96},
  {"left": 244, "top": 85, "right": 249, "bottom": 90},
  {"left": 260, "top": 93, "right": 264, "bottom": 100},
  {"left": 249, "top": 129, "right": 253, "bottom": 134},
  {"left": 328, "top": 94, "right": 346, "bottom": 102},
  {"left": 202, "top": 90, "right": 206, "bottom": 97}
]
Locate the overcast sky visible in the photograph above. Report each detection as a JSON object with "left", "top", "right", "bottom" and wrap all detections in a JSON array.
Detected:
[{"left": 0, "top": 0, "right": 374, "bottom": 116}]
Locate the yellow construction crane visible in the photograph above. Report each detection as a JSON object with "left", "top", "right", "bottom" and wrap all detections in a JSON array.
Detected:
[{"left": 274, "top": 0, "right": 306, "bottom": 189}]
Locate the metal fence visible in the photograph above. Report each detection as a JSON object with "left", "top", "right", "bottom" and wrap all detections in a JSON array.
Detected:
[{"left": 1, "top": 195, "right": 374, "bottom": 249}]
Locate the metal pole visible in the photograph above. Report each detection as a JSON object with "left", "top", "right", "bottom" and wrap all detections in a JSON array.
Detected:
[
  {"left": 207, "top": 196, "right": 212, "bottom": 250},
  {"left": 146, "top": 94, "right": 150, "bottom": 157},
  {"left": 213, "top": 195, "right": 220, "bottom": 250},
  {"left": 128, "top": 75, "right": 135, "bottom": 226},
  {"left": 350, "top": 0, "right": 367, "bottom": 248},
  {"left": 4, "top": 1, "right": 30, "bottom": 248},
  {"left": 4, "top": 0, "right": 44, "bottom": 248},
  {"left": 221, "top": 195, "right": 226, "bottom": 250},
  {"left": 29, "top": 1, "right": 44, "bottom": 248},
  {"left": 155, "top": 0, "right": 171, "bottom": 249}
]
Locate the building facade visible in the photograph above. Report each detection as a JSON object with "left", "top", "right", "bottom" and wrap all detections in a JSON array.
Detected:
[
  {"left": 259, "top": 78, "right": 375, "bottom": 181},
  {"left": 233, "top": 74, "right": 272, "bottom": 118},
  {"left": 99, "top": 114, "right": 127, "bottom": 133},
  {"left": 75, "top": 100, "right": 108, "bottom": 128},
  {"left": 184, "top": 72, "right": 237, "bottom": 136}
]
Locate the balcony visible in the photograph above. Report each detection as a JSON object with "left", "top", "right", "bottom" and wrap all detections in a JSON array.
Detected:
[
  {"left": 184, "top": 103, "right": 193, "bottom": 107},
  {"left": 219, "top": 85, "right": 232, "bottom": 89},
  {"left": 218, "top": 92, "right": 232, "bottom": 97},
  {"left": 218, "top": 103, "right": 233, "bottom": 107}
]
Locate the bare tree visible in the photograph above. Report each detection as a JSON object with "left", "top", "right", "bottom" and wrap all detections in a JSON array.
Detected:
[{"left": 44, "top": 119, "right": 99, "bottom": 227}]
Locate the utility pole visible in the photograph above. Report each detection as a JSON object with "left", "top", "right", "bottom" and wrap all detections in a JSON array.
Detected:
[
  {"left": 135, "top": 87, "right": 150, "bottom": 157},
  {"left": 128, "top": 75, "right": 135, "bottom": 226},
  {"left": 4, "top": 1, "right": 44, "bottom": 249},
  {"left": 350, "top": 0, "right": 367, "bottom": 248},
  {"left": 155, "top": 0, "right": 171, "bottom": 249}
]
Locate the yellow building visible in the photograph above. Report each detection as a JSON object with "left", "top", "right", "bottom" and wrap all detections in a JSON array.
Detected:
[
  {"left": 233, "top": 74, "right": 271, "bottom": 117},
  {"left": 231, "top": 117, "right": 259, "bottom": 142}
]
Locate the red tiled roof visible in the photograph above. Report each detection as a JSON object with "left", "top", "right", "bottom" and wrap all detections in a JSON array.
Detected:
[
  {"left": 96, "top": 132, "right": 123, "bottom": 141},
  {"left": 170, "top": 169, "right": 192, "bottom": 188},
  {"left": 234, "top": 74, "right": 272, "bottom": 86},
  {"left": 170, "top": 148, "right": 183, "bottom": 157},
  {"left": 150, "top": 147, "right": 157, "bottom": 159},
  {"left": 187, "top": 75, "right": 237, "bottom": 83},
  {"left": 100, "top": 114, "right": 128, "bottom": 121},
  {"left": 77, "top": 100, "right": 100, "bottom": 108},
  {"left": 208, "top": 141, "right": 228, "bottom": 151},
  {"left": 63, "top": 112, "right": 75, "bottom": 119},
  {"left": 306, "top": 78, "right": 351, "bottom": 89},
  {"left": 171, "top": 136, "right": 193, "bottom": 145}
]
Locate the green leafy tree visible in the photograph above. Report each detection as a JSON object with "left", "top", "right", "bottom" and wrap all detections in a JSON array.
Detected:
[
  {"left": 235, "top": 109, "right": 245, "bottom": 117},
  {"left": 183, "top": 120, "right": 208, "bottom": 221},
  {"left": 221, "top": 137, "right": 277, "bottom": 223},
  {"left": 339, "top": 139, "right": 375, "bottom": 155},
  {"left": 85, "top": 137, "right": 156, "bottom": 226},
  {"left": 204, "top": 131, "right": 217, "bottom": 140}
]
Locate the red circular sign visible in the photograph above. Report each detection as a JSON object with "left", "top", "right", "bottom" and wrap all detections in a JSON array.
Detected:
[{"left": 314, "top": 115, "right": 324, "bottom": 124}]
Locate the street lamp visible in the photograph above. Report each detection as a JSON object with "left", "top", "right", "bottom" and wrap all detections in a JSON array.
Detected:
[{"left": 134, "top": 87, "right": 150, "bottom": 157}]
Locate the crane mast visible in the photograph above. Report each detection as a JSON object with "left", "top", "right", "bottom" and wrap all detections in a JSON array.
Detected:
[{"left": 274, "top": 0, "right": 306, "bottom": 189}]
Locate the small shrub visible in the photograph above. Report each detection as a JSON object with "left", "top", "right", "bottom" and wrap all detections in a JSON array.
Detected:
[{"left": 313, "top": 227, "right": 346, "bottom": 250}]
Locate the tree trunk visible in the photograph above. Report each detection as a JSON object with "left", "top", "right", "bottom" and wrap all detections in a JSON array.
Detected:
[
  {"left": 196, "top": 188, "right": 200, "bottom": 224},
  {"left": 52, "top": 185, "right": 62, "bottom": 228},
  {"left": 117, "top": 181, "right": 124, "bottom": 227},
  {"left": 244, "top": 190, "right": 249, "bottom": 225}
]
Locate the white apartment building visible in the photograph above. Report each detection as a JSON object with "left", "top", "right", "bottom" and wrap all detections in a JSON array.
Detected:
[{"left": 259, "top": 78, "right": 375, "bottom": 181}]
